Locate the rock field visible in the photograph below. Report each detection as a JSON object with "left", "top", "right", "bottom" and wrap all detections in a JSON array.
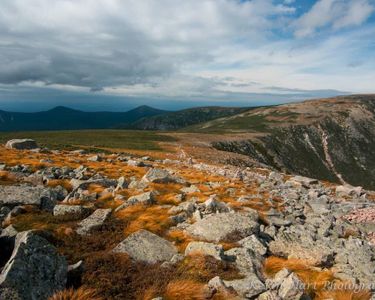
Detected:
[{"left": 1, "top": 140, "right": 375, "bottom": 299}]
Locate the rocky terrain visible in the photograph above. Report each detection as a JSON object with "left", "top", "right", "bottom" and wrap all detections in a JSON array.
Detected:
[
  {"left": 199, "top": 95, "right": 375, "bottom": 190},
  {"left": 1, "top": 138, "right": 375, "bottom": 299}
]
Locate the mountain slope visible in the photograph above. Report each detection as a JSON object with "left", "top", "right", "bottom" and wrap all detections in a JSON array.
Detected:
[
  {"left": 132, "top": 106, "right": 249, "bottom": 130},
  {"left": 194, "top": 95, "right": 375, "bottom": 189},
  {"left": 0, "top": 105, "right": 167, "bottom": 131}
]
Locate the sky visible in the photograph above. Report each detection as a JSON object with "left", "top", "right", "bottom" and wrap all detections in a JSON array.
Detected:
[{"left": 0, "top": 0, "right": 374, "bottom": 111}]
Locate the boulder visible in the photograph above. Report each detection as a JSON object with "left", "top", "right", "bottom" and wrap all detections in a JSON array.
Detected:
[
  {"left": 207, "top": 276, "right": 234, "bottom": 296},
  {"left": 278, "top": 273, "right": 305, "bottom": 299},
  {"left": 115, "top": 191, "right": 156, "bottom": 212},
  {"left": 269, "top": 226, "right": 335, "bottom": 266},
  {"left": 186, "top": 212, "right": 259, "bottom": 242},
  {"left": 87, "top": 155, "right": 102, "bottom": 162},
  {"left": 116, "top": 176, "right": 129, "bottom": 190},
  {"left": 113, "top": 230, "right": 177, "bottom": 263},
  {"left": 53, "top": 205, "right": 91, "bottom": 218},
  {"left": 224, "top": 248, "right": 265, "bottom": 298},
  {"left": 203, "top": 195, "right": 230, "bottom": 213},
  {"left": 185, "top": 241, "right": 224, "bottom": 260},
  {"left": 238, "top": 235, "right": 267, "bottom": 256},
  {"left": 0, "top": 231, "right": 67, "bottom": 300},
  {"left": 5, "top": 139, "right": 38, "bottom": 150},
  {"left": 181, "top": 185, "right": 200, "bottom": 194},
  {"left": 76, "top": 209, "right": 112, "bottom": 235},
  {"left": 142, "top": 168, "right": 181, "bottom": 184},
  {"left": 0, "top": 185, "right": 56, "bottom": 211},
  {"left": 168, "top": 201, "right": 196, "bottom": 215},
  {"left": 0, "top": 225, "right": 18, "bottom": 238},
  {"left": 336, "top": 185, "right": 364, "bottom": 197},
  {"left": 287, "top": 176, "right": 318, "bottom": 187}
]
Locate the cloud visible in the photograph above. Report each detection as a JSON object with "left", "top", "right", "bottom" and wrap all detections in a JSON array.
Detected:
[
  {"left": 0, "top": 0, "right": 294, "bottom": 90},
  {"left": 294, "top": 0, "right": 374, "bottom": 37},
  {"left": 0, "top": 0, "right": 373, "bottom": 109}
]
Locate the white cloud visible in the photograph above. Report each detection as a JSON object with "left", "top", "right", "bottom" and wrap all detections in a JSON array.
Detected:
[
  {"left": 295, "top": 0, "right": 374, "bottom": 37},
  {"left": 0, "top": 0, "right": 373, "bottom": 105}
]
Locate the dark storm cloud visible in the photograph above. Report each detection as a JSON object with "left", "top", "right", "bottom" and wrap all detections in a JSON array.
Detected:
[{"left": 0, "top": 38, "right": 174, "bottom": 89}]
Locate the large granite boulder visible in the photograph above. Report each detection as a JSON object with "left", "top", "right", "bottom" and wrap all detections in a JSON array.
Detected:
[
  {"left": 113, "top": 229, "right": 177, "bottom": 264},
  {"left": 142, "top": 168, "right": 182, "bottom": 184},
  {"left": 185, "top": 241, "right": 224, "bottom": 261},
  {"left": 0, "top": 185, "right": 57, "bottom": 211},
  {"left": 5, "top": 139, "right": 38, "bottom": 150},
  {"left": 76, "top": 209, "right": 112, "bottom": 235},
  {"left": 224, "top": 247, "right": 266, "bottom": 298},
  {"left": 53, "top": 205, "right": 91, "bottom": 219},
  {"left": 186, "top": 212, "right": 259, "bottom": 242},
  {"left": 115, "top": 191, "right": 156, "bottom": 212},
  {"left": 0, "top": 231, "right": 67, "bottom": 300}
]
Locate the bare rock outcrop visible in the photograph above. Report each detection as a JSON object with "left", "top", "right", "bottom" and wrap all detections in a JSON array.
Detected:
[
  {"left": 5, "top": 139, "right": 38, "bottom": 150},
  {"left": 0, "top": 231, "right": 67, "bottom": 300},
  {"left": 113, "top": 229, "right": 177, "bottom": 264}
]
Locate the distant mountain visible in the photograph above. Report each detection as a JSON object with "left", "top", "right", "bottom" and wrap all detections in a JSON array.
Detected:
[
  {"left": 195, "top": 94, "right": 375, "bottom": 190},
  {"left": 0, "top": 105, "right": 167, "bottom": 131},
  {"left": 132, "top": 106, "right": 249, "bottom": 130},
  {"left": 0, "top": 105, "right": 252, "bottom": 131}
]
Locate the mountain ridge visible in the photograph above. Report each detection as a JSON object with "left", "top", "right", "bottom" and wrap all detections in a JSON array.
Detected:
[{"left": 0, "top": 105, "right": 250, "bottom": 131}]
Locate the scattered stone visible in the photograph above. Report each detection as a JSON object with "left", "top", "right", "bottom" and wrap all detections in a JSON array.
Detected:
[
  {"left": 116, "top": 176, "right": 128, "bottom": 190},
  {"left": 142, "top": 168, "right": 181, "bottom": 184},
  {"left": 5, "top": 139, "right": 38, "bottom": 150},
  {"left": 278, "top": 272, "right": 305, "bottom": 299},
  {"left": 76, "top": 209, "right": 112, "bottom": 235},
  {"left": 127, "top": 159, "right": 145, "bottom": 167},
  {"left": 87, "top": 155, "right": 102, "bottom": 162},
  {"left": 238, "top": 235, "right": 267, "bottom": 256},
  {"left": 269, "top": 227, "right": 335, "bottom": 266},
  {"left": 288, "top": 175, "right": 318, "bottom": 187},
  {"left": 53, "top": 205, "right": 91, "bottom": 218},
  {"left": 0, "top": 185, "right": 56, "bottom": 211},
  {"left": 203, "top": 195, "right": 230, "bottom": 213},
  {"left": 115, "top": 191, "right": 156, "bottom": 212},
  {"left": 113, "top": 230, "right": 177, "bottom": 263},
  {"left": 185, "top": 241, "right": 224, "bottom": 260},
  {"left": 0, "top": 225, "right": 18, "bottom": 238},
  {"left": 181, "top": 185, "right": 200, "bottom": 194},
  {"left": 186, "top": 212, "right": 259, "bottom": 242},
  {"left": 168, "top": 202, "right": 196, "bottom": 215},
  {"left": 336, "top": 185, "right": 364, "bottom": 197},
  {"left": 207, "top": 276, "right": 234, "bottom": 296},
  {"left": 0, "top": 231, "right": 67, "bottom": 300}
]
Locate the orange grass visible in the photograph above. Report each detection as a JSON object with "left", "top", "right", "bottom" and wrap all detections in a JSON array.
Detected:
[
  {"left": 116, "top": 204, "right": 172, "bottom": 236},
  {"left": 262, "top": 257, "right": 371, "bottom": 299},
  {"left": 0, "top": 170, "right": 17, "bottom": 183},
  {"left": 87, "top": 184, "right": 105, "bottom": 194},
  {"left": 49, "top": 287, "right": 103, "bottom": 300},
  {"left": 220, "top": 242, "right": 239, "bottom": 251},
  {"left": 164, "top": 279, "right": 209, "bottom": 300},
  {"left": 315, "top": 288, "right": 371, "bottom": 300},
  {"left": 47, "top": 179, "right": 73, "bottom": 191},
  {"left": 167, "top": 229, "right": 195, "bottom": 252}
]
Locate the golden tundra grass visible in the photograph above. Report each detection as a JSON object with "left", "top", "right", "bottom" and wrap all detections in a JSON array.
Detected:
[
  {"left": 264, "top": 257, "right": 371, "bottom": 300},
  {"left": 49, "top": 287, "right": 103, "bottom": 300}
]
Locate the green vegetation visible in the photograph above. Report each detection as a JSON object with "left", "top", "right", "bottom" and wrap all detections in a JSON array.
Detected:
[
  {"left": 0, "top": 130, "right": 176, "bottom": 151},
  {"left": 133, "top": 106, "right": 249, "bottom": 130},
  {"left": 186, "top": 114, "right": 274, "bottom": 133}
]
